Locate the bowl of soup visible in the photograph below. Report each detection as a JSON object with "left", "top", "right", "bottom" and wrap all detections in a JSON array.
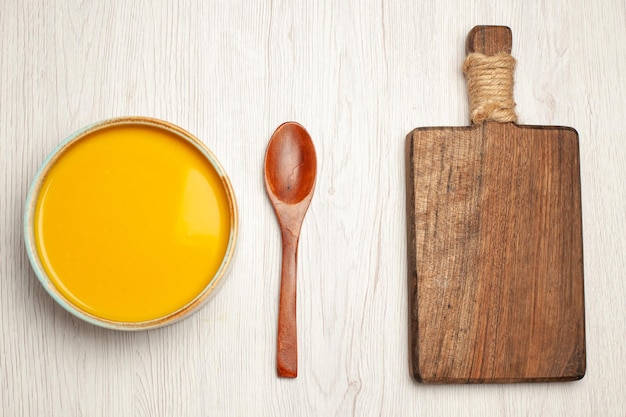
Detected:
[{"left": 24, "top": 117, "right": 238, "bottom": 330}]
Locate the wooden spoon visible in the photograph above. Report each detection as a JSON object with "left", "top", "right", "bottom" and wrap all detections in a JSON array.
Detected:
[{"left": 264, "top": 122, "right": 317, "bottom": 378}]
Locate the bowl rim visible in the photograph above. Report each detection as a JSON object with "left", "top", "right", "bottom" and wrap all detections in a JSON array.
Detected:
[{"left": 23, "top": 116, "right": 239, "bottom": 331}]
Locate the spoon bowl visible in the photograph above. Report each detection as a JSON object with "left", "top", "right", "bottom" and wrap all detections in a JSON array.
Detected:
[
  {"left": 264, "top": 122, "right": 317, "bottom": 378},
  {"left": 264, "top": 124, "right": 317, "bottom": 205}
]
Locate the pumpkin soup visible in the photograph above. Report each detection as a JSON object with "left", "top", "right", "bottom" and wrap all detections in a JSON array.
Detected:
[{"left": 34, "top": 123, "right": 232, "bottom": 323}]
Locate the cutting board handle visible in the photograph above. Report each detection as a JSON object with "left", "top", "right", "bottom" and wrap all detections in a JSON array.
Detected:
[
  {"left": 464, "top": 26, "right": 517, "bottom": 124},
  {"left": 466, "top": 25, "right": 512, "bottom": 56}
]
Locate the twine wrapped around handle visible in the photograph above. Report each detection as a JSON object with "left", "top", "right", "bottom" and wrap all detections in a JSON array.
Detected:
[{"left": 463, "top": 52, "right": 517, "bottom": 124}]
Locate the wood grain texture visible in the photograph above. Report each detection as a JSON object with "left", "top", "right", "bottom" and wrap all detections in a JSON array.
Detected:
[
  {"left": 407, "top": 122, "right": 585, "bottom": 382},
  {"left": 1, "top": 1, "right": 626, "bottom": 416},
  {"left": 466, "top": 26, "right": 512, "bottom": 54}
]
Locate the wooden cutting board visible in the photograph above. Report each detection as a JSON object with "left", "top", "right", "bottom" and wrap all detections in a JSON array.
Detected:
[{"left": 405, "top": 26, "right": 586, "bottom": 383}]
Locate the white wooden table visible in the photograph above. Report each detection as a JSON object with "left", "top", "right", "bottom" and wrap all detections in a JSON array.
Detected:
[{"left": 2, "top": 1, "right": 625, "bottom": 415}]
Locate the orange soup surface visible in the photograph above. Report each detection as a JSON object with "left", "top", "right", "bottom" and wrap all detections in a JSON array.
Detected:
[{"left": 35, "top": 124, "right": 231, "bottom": 322}]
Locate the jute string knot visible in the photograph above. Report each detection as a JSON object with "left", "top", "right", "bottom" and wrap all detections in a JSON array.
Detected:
[{"left": 463, "top": 52, "right": 517, "bottom": 124}]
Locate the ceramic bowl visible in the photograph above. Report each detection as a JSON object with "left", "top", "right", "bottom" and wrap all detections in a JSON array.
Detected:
[{"left": 23, "top": 116, "right": 238, "bottom": 330}]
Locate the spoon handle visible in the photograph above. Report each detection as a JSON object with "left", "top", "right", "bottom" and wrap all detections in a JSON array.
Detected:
[{"left": 277, "top": 229, "right": 299, "bottom": 378}]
